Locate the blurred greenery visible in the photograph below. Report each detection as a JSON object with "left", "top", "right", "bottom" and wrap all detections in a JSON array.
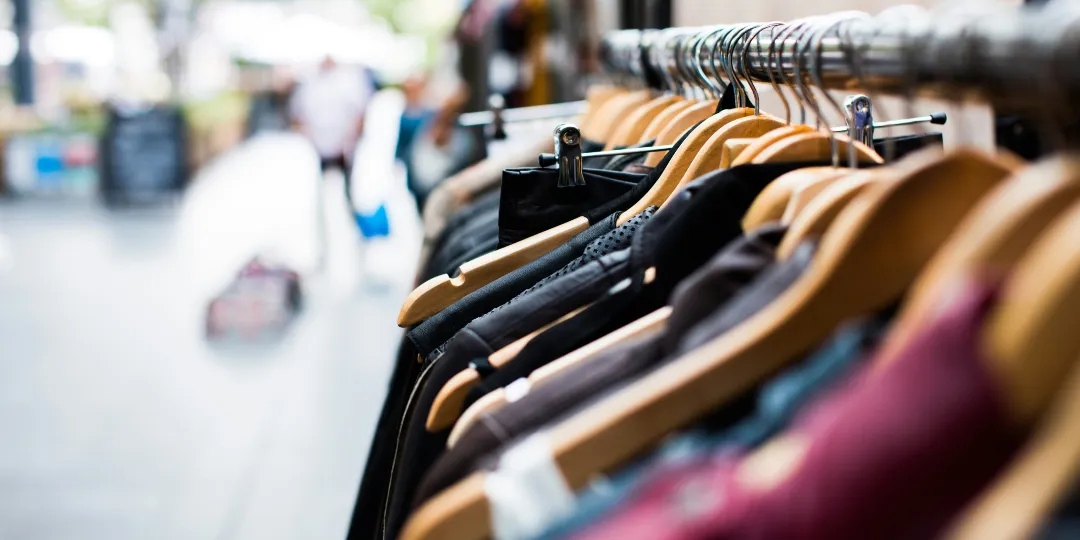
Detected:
[
  {"left": 55, "top": 0, "right": 112, "bottom": 27},
  {"left": 180, "top": 90, "right": 249, "bottom": 132}
]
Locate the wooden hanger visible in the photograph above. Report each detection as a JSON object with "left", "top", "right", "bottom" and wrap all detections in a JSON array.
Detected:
[
  {"left": 742, "top": 166, "right": 851, "bottom": 231},
  {"left": 779, "top": 169, "right": 853, "bottom": 223},
  {"left": 873, "top": 155, "right": 1076, "bottom": 369},
  {"left": 729, "top": 125, "right": 814, "bottom": 166},
  {"left": 673, "top": 113, "right": 787, "bottom": 191},
  {"left": 398, "top": 96, "right": 723, "bottom": 326},
  {"left": 640, "top": 100, "right": 694, "bottom": 143},
  {"left": 426, "top": 304, "right": 587, "bottom": 431},
  {"left": 428, "top": 268, "right": 661, "bottom": 432},
  {"left": 983, "top": 195, "right": 1080, "bottom": 426},
  {"left": 397, "top": 90, "right": 670, "bottom": 326},
  {"left": 587, "top": 90, "right": 653, "bottom": 144},
  {"left": 400, "top": 149, "right": 1014, "bottom": 540},
  {"left": 775, "top": 169, "right": 889, "bottom": 261},
  {"left": 720, "top": 137, "right": 756, "bottom": 167},
  {"left": 441, "top": 123, "right": 839, "bottom": 436},
  {"left": 906, "top": 156, "right": 1080, "bottom": 540},
  {"left": 752, "top": 131, "right": 884, "bottom": 165},
  {"left": 398, "top": 218, "right": 592, "bottom": 326},
  {"left": 447, "top": 306, "right": 673, "bottom": 447},
  {"left": 578, "top": 86, "right": 626, "bottom": 139},
  {"left": 603, "top": 95, "right": 683, "bottom": 150},
  {"left": 620, "top": 107, "right": 755, "bottom": 223},
  {"left": 942, "top": 192, "right": 1080, "bottom": 540},
  {"left": 449, "top": 387, "right": 509, "bottom": 448},
  {"left": 946, "top": 359, "right": 1080, "bottom": 540},
  {"left": 643, "top": 100, "right": 719, "bottom": 167}
]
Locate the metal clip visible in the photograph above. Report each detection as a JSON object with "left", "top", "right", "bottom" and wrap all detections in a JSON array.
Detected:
[
  {"left": 844, "top": 94, "right": 874, "bottom": 146},
  {"left": 552, "top": 124, "right": 585, "bottom": 187},
  {"left": 831, "top": 111, "right": 947, "bottom": 133},
  {"left": 538, "top": 111, "right": 948, "bottom": 181}
]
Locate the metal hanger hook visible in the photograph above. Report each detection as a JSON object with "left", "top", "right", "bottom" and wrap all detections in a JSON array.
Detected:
[
  {"left": 765, "top": 22, "right": 794, "bottom": 124},
  {"left": 711, "top": 25, "right": 746, "bottom": 102},
  {"left": 783, "top": 18, "right": 818, "bottom": 126},
  {"left": 725, "top": 24, "right": 761, "bottom": 109},
  {"left": 693, "top": 26, "right": 728, "bottom": 98},
  {"left": 676, "top": 29, "right": 706, "bottom": 99},
  {"left": 719, "top": 23, "right": 756, "bottom": 107},
  {"left": 741, "top": 22, "right": 784, "bottom": 116},
  {"left": 809, "top": 13, "right": 872, "bottom": 167}
]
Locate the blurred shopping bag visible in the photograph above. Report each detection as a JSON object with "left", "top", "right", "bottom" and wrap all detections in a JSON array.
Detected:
[
  {"left": 352, "top": 89, "right": 403, "bottom": 234},
  {"left": 205, "top": 257, "right": 302, "bottom": 342}
]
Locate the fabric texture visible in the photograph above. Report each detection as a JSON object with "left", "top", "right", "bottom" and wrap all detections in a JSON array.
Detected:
[
  {"left": 674, "top": 240, "right": 817, "bottom": 355},
  {"left": 491, "top": 207, "right": 657, "bottom": 316},
  {"left": 497, "top": 125, "right": 697, "bottom": 248},
  {"left": 412, "top": 236, "right": 815, "bottom": 511},
  {"left": 486, "top": 433, "right": 576, "bottom": 540},
  {"left": 419, "top": 139, "right": 548, "bottom": 274},
  {"left": 536, "top": 313, "right": 891, "bottom": 539},
  {"left": 457, "top": 163, "right": 817, "bottom": 413},
  {"left": 407, "top": 214, "right": 619, "bottom": 360},
  {"left": 350, "top": 131, "right": 947, "bottom": 540},
  {"left": 567, "top": 278, "right": 1020, "bottom": 540},
  {"left": 498, "top": 167, "right": 644, "bottom": 248},
  {"left": 382, "top": 208, "right": 657, "bottom": 539},
  {"left": 464, "top": 221, "right": 788, "bottom": 414},
  {"left": 357, "top": 128, "right": 696, "bottom": 540},
  {"left": 408, "top": 122, "right": 700, "bottom": 360},
  {"left": 383, "top": 250, "right": 631, "bottom": 537},
  {"left": 420, "top": 189, "right": 502, "bottom": 281}
]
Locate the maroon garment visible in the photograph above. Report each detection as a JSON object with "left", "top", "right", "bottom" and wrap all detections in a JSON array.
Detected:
[{"left": 568, "top": 278, "right": 1022, "bottom": 540}]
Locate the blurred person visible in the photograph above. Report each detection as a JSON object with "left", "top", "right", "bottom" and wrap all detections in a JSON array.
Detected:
[
  {"left": 289, "top": 55, "right": 376, "bottom": 214},
  {"left": 400, "top": 73, "right": 478, "bottom": 216},
  {"left": 397, "top": 74, "right": 436, "bottom": 212}
]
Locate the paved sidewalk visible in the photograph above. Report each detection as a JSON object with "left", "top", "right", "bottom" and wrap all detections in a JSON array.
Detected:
[{"left": 0, "top": 128, "right": 419, "bottom": 540}]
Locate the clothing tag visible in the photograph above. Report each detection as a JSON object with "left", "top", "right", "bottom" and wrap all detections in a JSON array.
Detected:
[
  {"left": 505, "top": 378, "right": 532, "bottom": 403},
  {"left": 485, "top": 432, "right": 575, "bottom": 540}
]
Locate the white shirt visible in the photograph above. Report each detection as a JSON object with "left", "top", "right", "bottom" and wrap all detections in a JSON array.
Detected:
[
  {"left": 484, "top": 432, "right": 576, "bottom": 540},
  {"left": 290, "top": 66, "right": 374, "bottom": 158}
]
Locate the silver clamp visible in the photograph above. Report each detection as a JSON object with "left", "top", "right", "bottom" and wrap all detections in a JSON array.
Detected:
[
  {"left": 844, "top": 95, "right": 874, "bottom": 146},
  {"left": 552, "top": 124, "right": 585, "bottom": 188}
]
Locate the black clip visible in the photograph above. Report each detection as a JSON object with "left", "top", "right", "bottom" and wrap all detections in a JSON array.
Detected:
[
  {"left": 550, "top": 123, "right": 585, "bottom": 187},
  {"left": 487, "top": 94, "right": 507, "bottom": 141}
]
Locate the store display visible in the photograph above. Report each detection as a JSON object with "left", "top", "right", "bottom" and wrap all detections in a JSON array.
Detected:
[{"left": 339, "top": 3, "right": 1080, "bottom": 540}]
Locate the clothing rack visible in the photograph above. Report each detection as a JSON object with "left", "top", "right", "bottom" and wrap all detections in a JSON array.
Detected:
[
  {"left": 458, "top": 100, "right": 587, "bottom": 127},
  {"left": 599, "top": 5, "right": 1080, "bottom": 114}
]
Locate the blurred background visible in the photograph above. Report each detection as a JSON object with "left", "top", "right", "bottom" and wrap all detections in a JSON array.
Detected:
[{"left": 0, "top": 0, "right": 1013, "bottom": 539}]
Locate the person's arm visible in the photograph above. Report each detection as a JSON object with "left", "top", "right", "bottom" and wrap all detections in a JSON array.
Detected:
[{"left": 429, "top": 82, "right": 470, "bottom": 146}]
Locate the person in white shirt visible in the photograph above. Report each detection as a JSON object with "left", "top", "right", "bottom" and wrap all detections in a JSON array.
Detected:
[{"left": 289, "top": 55, "right": 375, "bottom": 211}]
